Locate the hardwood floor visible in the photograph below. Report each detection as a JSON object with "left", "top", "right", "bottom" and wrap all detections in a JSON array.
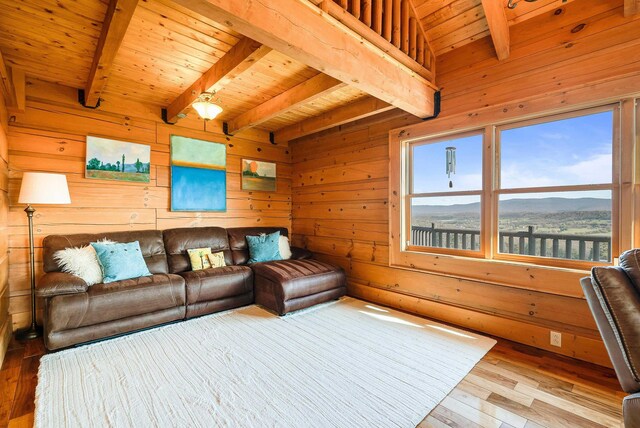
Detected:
[{"left": 0, "top": 334, "right": 625, "bottom": 427}]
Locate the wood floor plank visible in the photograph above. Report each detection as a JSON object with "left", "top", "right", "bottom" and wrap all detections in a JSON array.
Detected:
[
  {"left": 470, "top": 366, "right": 519, "bottom": 389},
  {"left": 22, "top": 340, "right": 45, "bottom": 359},
  {"left": 2, "top": 330, "right": 625, "bottom": 428},
  {"left": 456, "top": 379, "right": 492, "bottom": 400},
  {"left": 0, "top": 349, "right": 24, "bottom": 371},
  {"left": 440, "top": 396, "right": 503, "bottom": 428},
  {"left": 449, "top": 388, "right": 528, "bottom": 428},
  {"left": 9, "top": 356, "right": 40, "bottom": 420},
  {"left": 7, "top": 412, "right": 34, "bottom": 428},
  {"left": 538, "top": 383, "right": 622, "bottom": 419},
  {"left": 0, "top": 367, "right": 21, "bottom": 426},
  {"left": 431, "top": 405, "right": 485, "bottom": 428},
  {"left": 514, "top": 382, "right": 621, "bottom": 427},
  {"left": 475, "top": 361, "right": 540, "bottom": 388},
  {"left": 465, "top": 373, "right": 535, "bottom": 407},
  {"left": 418, "top": 414, "right": 452, "bottom": 428},
  {"left": 487, "top": 394, "right": 608, "bottom": 428}
]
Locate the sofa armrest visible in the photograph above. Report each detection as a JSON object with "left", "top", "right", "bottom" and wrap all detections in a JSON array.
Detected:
[
  {"left": 290, "top": 246, "right": 313, "bottom": 260},
  {"left": 36, "top": 272, "right": 88, "bottom": 298}
]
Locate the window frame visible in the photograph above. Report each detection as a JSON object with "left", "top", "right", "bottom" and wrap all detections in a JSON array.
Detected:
[
  {"left": 397, "top": 103, "right": 623, "bottom": 270},
  {"left": 404, "top": 129, "right": 486, "bottom": 258}
]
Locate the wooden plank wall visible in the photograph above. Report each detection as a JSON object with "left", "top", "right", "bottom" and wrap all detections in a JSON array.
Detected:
[
  {"left": 6, "top": 79, "right": 291, "bottom": 331},
  {"left": 0, "top": 80, "right": 10, "bottom": 364},
  {"left": 290, "top": 0, "right": 640, "bottom": 367}
]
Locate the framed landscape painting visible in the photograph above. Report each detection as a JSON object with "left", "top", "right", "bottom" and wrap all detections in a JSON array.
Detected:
[
  {"left": 170, "top": 135, "right": 227, "bottom": 211},
  {"left": 242, "top": 159, "right": 276, "bottom": 191},
  {"left": 85, "top": 136, "right": 151, "bottom": 183}
]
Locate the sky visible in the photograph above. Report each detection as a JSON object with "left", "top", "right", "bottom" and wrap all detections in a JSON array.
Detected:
[
  {"left": 412, "top": 110, "right": 613, "bottom": 206},
  {"left": 87, "top": 136, "right": 150, "bottom": 164}
]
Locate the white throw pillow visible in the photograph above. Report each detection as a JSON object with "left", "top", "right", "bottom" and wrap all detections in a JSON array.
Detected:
[
  {"left": 279, "top": 235, "right": 292, "bottom": 260},
  {"left": 53, "top": 239, "right": 115, "bottom": 286}
]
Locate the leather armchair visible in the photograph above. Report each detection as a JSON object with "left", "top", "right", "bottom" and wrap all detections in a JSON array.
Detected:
[{"left": 581, "top": 249, "right": 640, "bottom": 428}]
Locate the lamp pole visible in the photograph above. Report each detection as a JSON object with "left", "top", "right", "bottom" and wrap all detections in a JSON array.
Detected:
[{"left": 15, "top": 204, "right": 42, "bottom": 340}]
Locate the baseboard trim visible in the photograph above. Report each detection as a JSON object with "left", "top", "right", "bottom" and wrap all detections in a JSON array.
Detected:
[
  {"left": 0, "top": 313, "right": 13, "bottom": 368},
  {"left": 348, "top": 282, "right": 612, "bottom": 368}
]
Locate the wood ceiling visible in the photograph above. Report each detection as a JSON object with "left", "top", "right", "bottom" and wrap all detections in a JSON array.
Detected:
[{"left": 0, "top": 0, "right": 634, "bottom": 140}]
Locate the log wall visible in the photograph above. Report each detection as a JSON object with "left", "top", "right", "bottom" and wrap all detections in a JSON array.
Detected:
[
  {"left": 6, "top": 79, "right": 291, "bottom": 331},
  {"left": 0, "top": 83, "right": 10, "bottom": 363},
  {"left": 290, "top": 0, "right": 640, "bottom": 367}
]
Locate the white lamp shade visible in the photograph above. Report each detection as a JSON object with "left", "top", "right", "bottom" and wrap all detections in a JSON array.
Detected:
[
  {"left": 192, "top": 100, "right": 223, "bottom": 120},
  {"left": 18, "top": 172, "right": 71, "bottom": 205}
]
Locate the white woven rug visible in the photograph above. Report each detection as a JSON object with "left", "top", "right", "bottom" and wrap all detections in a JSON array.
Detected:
[{"left": 35, "top": 297, "right": 495, "bottom": 428}]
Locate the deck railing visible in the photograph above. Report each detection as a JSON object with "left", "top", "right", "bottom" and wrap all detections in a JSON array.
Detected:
[{"left": 410, "top": 224, "right": 611, "bottom": 262}]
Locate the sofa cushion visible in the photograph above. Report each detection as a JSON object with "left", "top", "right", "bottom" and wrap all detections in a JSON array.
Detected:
[
  {"left": 207, "top": 252, "right": 226, "bottom": 268},
  {"left": 43, "top": 230, "right": 168, "bottom": 274},
  {"left": 227, "top": 227, "right": 288, "bottom": 265},
  {"left": 92, "top": 241, "right": 152, "bottom": 283},
  {"left": 47, "top": 273, "right": 186, "bottom": 331},
  {"left": 180, "top": 265, "right": 253, "bottom": 304},
  {"left": 187, "top": 247, "right": 213, "bottom": 270},
  {"left": 247, "top": 231, "right": 282, "bottom": 263},
  {"left": 251, "top": 259, "right": 345, "bottom": 301},
  {"left": 163, "top": 227, "right": 232, "bottom": 273}
]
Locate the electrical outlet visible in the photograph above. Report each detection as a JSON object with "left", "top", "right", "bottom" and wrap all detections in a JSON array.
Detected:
[{"left": 550, "top": 331, "right": 562, "bottom": 347}]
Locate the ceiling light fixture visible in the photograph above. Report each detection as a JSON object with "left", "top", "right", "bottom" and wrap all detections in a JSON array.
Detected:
[
  {"left": 192, "top": 92, "right": 223, "bottom": 120},
  {"left": 507, "top": 0, "right": 537, "bottom": 9}
]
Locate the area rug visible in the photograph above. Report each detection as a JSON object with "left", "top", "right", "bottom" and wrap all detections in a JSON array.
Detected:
[{"left": 35, "top": 297, "right": 495, "bottom": 427}]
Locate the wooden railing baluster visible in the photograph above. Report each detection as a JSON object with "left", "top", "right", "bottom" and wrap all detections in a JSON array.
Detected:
[
  {"left": 401, "top": 0, "right": 409, "bottom": 53},
  {"left": 373, "top": 0, "right": 383, "bottom": 33},
  {"left": 362, "top": 0, "right": 372, "bottom": 26},
  {"left": 410, "top": 226, "right": 611, "bottom": 262},
  {"left": 351, "top": 0, "right": 361, "bottom": 19},
  {"left": 392, "top": 0, "right": 401, "bottom": 48},
  {"left": 383, "top": 0, "right": 393, "bottom": 41}
]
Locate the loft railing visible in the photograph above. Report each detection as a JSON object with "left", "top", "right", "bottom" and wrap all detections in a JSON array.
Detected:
[
  {"left": 410, "top": 224, "right": 612, "bottom": 262},
  {"left": 315, "top": 0, "right": 435, "bottom": 82}
]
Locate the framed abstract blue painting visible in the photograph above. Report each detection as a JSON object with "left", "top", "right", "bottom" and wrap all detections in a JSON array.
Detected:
[{"left": 170, "top": 135, "right": 227, "bottom": 211}]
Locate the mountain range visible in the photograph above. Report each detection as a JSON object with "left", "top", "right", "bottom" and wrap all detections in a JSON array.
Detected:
[{"left": 412, "top": 197, "right": 611, "bottom": 215}]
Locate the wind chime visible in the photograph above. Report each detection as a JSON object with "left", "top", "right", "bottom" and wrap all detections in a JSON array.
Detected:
[{"left": 446, "top": 146, "right": 456, "bottom": 188}]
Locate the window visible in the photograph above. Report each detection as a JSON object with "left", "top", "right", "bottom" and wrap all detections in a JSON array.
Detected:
[
  {"left": 400, "top": 105, "right": 620, "bottom": 267},
  {"left": 407, "top": 132, "right": 484, "bottom": 255},
  {"left": 496, "top": 109, "right": 614, "bottom": 263}
]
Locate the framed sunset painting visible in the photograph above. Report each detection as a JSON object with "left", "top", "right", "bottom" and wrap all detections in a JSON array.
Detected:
[{"left": 241, "top": 159, "right": 276, "bottom": 191}]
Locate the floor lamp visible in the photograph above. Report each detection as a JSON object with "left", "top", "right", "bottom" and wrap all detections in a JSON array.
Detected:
[{"left": 15, "top": 172, "right": 71, "bottom": 340}]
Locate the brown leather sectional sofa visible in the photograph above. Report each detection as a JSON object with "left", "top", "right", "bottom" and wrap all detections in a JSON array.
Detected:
[
  {"left": 37, "top": 227, "right": 346, "bottom": 351},
  {"left": 582, "top": 249, "right": 640, "bottom": 428}
]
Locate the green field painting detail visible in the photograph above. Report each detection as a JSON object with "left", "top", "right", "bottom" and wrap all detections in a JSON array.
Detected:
[
  {"left": 242, "top": 159, "right": 276, "bottom": 192},
  {"left": 86, "top": 136, "right": 151, "bottom": 183},
  {"left": 170, "top": 135, "right": 227, "bottom": 211}
]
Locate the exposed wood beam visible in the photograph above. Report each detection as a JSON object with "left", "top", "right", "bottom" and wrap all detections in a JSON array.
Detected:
[
  {"left": 165, "top": 37, "right": 271, "bottom": 124},
  {"left": 226, "top": 74, "right": 345, "bottom": 135},
  {"left": 320, "top": 0, "right": 434, "bottom": 82},
  {"left": 84, "top": 0, "right": 139, "bottom": 107},
  {"left": 275, "top": 97, "right": 393, "bottom": 142},
  {"left": 172, "top": 0, "right": 436, "bottom": 118},
  {"left": 625, "top": 0, "right": 640, "bottom": 16},
  {"left": 0, "top": 50, "right": 12, "bottom": 104},
  {"left": 10, "top": 68, "right": 25, "bottom": 112},
  {"left": 481, "top": 0, "right": 510, "bottom": 60}
]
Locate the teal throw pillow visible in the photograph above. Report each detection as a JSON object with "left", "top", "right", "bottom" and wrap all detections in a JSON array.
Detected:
[
  {"left": 246, "top": 231, "right": 282, "bottom": 264},
  {"left": 91, "top": 241, "right": 152, "bottom": 284}
]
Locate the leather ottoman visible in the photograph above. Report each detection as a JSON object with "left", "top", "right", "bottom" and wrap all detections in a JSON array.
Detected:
[{"left": 251, "top": 259, "right": 346, "bottom": 315}]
